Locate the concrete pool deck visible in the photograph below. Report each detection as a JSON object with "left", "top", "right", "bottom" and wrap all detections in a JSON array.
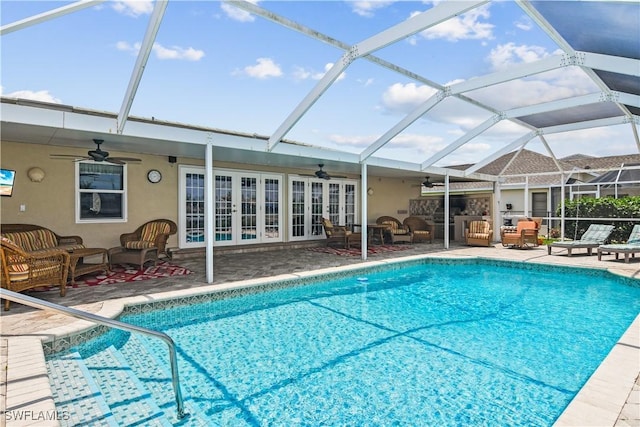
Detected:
[{"left": 1, "top": 242, "right": 639, "bottom": 426}]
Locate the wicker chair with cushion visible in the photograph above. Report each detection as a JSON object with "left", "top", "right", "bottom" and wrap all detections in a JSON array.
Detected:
[
  {"left": 0, "top": 236, "right": 70, "bottom": 310},
  {"left": 108, "top": 219, "right": 177, "bottom": 270},
  {"left": 402, "top": 217, "right": 435, "bottom": 243},
  {"left": 465, "top": 220, "right": 493, "bottom": 247},
  {"left": 321, "top": 218, "right": 361, "bottom": 249},
  {"left": 376, "top": 216, "right": 413, "bottom": 244},
  {"left": 500, "top": 220, "right": 539, "bottom": 249}
]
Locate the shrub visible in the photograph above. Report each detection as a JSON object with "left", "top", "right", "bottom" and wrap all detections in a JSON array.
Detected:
[{"left": 556, "top": 196, "right": 640, "bottom": 242}]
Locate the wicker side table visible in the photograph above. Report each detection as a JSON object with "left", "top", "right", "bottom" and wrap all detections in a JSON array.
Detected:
[{"left": 108, "top": 247, "right": 158, "bottom": 271}]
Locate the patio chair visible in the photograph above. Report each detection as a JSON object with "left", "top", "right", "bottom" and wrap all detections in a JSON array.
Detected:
[
  {"left": 0, "top": 236, "right": 70, "bottom": 310},
  {"left": 500, "top": 219, "right": 539, "bottom": 249},
  {"left": 376, "top": 216, "right": 412, "bottom": 244},
  {"left": 108, "top": 219, "right": 177, "bottom": 270},
  {"left": 321, "top": 218, "right": 361, "bottom": 249},
  {"left": 547, "top": 224, "right": 614, "bottom": 256},
  {"left": 465, "top": 220, "right": 493, "bottom": 247},
  {"left": 597, "top": 224, "right": 640, "bottom": 263},
  {"left": 402, "top": 216, "right": 435, "bottom": 243}
]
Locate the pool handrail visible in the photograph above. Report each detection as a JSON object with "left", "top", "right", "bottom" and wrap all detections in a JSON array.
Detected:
[{"left": 0, "top": 288, "right": 187, "bottom": 420}]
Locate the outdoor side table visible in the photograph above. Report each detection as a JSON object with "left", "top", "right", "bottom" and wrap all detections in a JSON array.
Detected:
[{"left": 68, "top": 247, "right": 109, "bottom": 285}]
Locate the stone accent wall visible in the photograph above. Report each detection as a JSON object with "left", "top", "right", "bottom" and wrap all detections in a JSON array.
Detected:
[
  {"left": 410, "top": 195, "right": 491, "bottom": 217},
  {"left": 409, "top": 198, "right": 440, "bottom": 217}
]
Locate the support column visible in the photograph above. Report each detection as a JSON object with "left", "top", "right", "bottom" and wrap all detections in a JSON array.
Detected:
[
  {"left": 361, "top": 162, "right": 368, "bottom": 260},
  {"left": 444, "top": 173, "right": 450, "bottom": 249},
  {"left": 493, "top": 181, "right": 502, "bottom": 240},
  {"left": 205, "top": 142, "right": 214, "bottom": 283}
]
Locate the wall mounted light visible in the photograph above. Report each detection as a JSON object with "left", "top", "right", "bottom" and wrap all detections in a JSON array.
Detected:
[
  {"left": 367, "top": 187, "right": 374, "bottom": 196},
  {"left": 27, "top": 167, "right": 45, "bottom": 182}
]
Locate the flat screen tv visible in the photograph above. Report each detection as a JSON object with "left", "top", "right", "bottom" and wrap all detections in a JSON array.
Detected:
[{"left": 0, "top": 169, "right": 16, "bottom": 197}]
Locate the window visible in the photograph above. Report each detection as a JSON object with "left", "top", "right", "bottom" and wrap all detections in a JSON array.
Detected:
[{"left": 76, "top": 162, "right": 126, "bottom": 222}]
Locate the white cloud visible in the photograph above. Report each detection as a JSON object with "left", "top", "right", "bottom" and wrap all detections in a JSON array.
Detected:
[
  {"left": 111, "top": 1, "right": 153, "bottom": 17},
  {"left": 351, "top": 1, "right": 395, "bottom": 17},
  {"left": 292, "top": 63, "right": 346, "bottom": 82},
  {"left": 0, "top": 87, "right": 61, "bottom": 104},
  {"left": 514, "top": 16, "right": 533, "bottom": 31},
  {"left": 381, "top": 82, "right": 438, "bottom": 113},
  {"left": 239, "top": 58, "right": 283, "bottom": 79},
  {"left": 488, "top": 42, "right": 548, "bottom": 72},
  {"left": 416, "top": 4, "right": 494, "bottom": 42},
  {"left": 116, "top": 41, "right": 204, "bottom": 61},
  {"left": 221, "top": 2, "right": 257, "bottom": 22},
  {"left": 153, "top": 44, "right": 205, "bottom": 61}
]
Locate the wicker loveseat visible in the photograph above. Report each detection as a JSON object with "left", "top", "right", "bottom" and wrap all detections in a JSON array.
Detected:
[{"left": 0, "top": 224, "right": 81, "bottom": 310}]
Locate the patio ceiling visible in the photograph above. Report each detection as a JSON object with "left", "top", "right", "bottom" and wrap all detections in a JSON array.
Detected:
[{"left": 1, "top": 0, "right": 638, "bottom": 182}]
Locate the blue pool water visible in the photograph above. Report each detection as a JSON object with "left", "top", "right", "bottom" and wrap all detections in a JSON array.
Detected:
[{"left": 47, "top": 259, "right": 640, "bottom": 426}]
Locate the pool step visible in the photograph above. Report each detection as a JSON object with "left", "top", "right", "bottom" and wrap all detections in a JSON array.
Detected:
[
  {"left": 119, "top": 334, "right": 212, "bottom": 425},
  {"left": 82, "top": 344, "right": 173, "bottom": 426},
  {"left": 47, "top": 352, "right": 118, "bottom": 427}
]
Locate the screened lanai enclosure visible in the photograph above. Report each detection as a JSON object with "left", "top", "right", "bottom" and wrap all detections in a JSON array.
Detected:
[{"left": 1, "top": 0, "right": 639, "bottom": 280}]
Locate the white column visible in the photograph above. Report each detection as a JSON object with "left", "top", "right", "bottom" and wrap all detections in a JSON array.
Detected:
[
  {"left": 444, "top": 173, "right": 450, "bottom": 249},
  {"left": 205, "top": 142, "right": 214, "bottom": 283},
  {"left": 361, "top": 162, "right": 368, "bottom": 260},
  {"left": 493, "top": 181, "right": 502, "bottom": 239},
  {"left": 523, "top": 175, "right": 529, "bottom": 217},
  {"left": 560, "top": 173, "right": 566, "bottom": 241}
]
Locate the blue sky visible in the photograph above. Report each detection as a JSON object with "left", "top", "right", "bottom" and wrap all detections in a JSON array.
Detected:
[{"left": 1, "top": 1, "right": 638, "bottom": 166}]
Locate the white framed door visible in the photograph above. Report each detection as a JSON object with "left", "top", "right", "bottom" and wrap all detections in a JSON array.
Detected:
[
  {"left": 179, "top": 167, "right": 283, "bottom": 248},
  {"left": 178, "top": 165, "right": 206, "bottom": 248},
  {"left": 215, "top": 170, "right": 284, "bottom": 246},
  {"left": 288, "top": 176, "right": 358, "bottom": 241}
]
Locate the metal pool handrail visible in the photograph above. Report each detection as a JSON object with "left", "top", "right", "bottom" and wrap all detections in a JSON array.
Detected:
[{"left": 0, "top": 289, "right": 187, "bottom": 420}]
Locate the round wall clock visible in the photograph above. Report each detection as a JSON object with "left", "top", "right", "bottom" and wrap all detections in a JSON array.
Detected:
[{"left": 147, "top": 169, "right": 162, "bottom": 183}]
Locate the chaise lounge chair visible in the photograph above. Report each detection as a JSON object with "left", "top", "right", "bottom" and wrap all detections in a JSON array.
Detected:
[
  {"left": 597, "top": 224, "right": 640, "bottom": 263},
  {"left": 547, "top": 224, "right": 614, "bottom": 256}
]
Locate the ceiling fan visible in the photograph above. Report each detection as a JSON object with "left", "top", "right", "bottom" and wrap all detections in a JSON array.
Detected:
[
  {"left": 301, "top": 164, "right": 347, "bottom": 180},
  {"left": 51, "top": 139, "right": 141, "bottom": 164},
  {"left": 421, "top": 176, "right": 445, "bottom": 188}
]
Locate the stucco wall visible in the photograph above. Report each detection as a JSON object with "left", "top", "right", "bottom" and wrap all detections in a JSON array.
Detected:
[
  {"left": 0, "top": 141, "right": 189, "bottom": 249},
  {"left": 1, "top": 141, "right": 420, "bottom": 248}
]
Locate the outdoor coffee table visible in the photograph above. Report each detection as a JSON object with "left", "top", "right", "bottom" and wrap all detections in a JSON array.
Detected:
[{"left": 68, "top": 247, "right": 109, "bottom": 285}]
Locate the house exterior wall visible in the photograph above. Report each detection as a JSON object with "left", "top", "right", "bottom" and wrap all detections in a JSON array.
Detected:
[{"left": 1, "top": 141, "right": 417, "bottom": 249}]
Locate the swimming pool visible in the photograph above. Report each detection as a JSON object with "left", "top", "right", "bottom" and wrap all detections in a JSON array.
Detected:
[{"left": 45, "top": 258, "right": 640, "bottom": 426}]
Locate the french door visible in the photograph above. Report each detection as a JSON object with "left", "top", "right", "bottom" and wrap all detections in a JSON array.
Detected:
[
  {"left": 288, "top": 176, "right": 358, "bottom": 241},
  {"left": 178, "top": 167, "right": 283, "bottom": 248}
]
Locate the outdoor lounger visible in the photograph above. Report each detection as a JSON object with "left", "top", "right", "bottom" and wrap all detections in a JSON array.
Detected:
[
  {"left": 547, "top": 224, "right": 614, "bottom": 256},
  {"left": 597, "top": 224, "right": 640, "bottom": 263}
]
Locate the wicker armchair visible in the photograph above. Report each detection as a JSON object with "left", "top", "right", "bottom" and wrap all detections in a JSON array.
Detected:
[
  {"left": 500, "top": 220, "right": 539, "bottom": 249},
  {"left": 321, "top": 218, "right": 361, "bottom": 249},
  {"left": 108, "top": 219, "right": 177, "bottom": 270},
  {"left": 0, "top": 236, "right": 70, "bottom": 310},
  {"left": 402, "top": 217, "right": 435, "bottom": 243},
  {"left": 465, "top": 220, "right": 493, "bottom": 247},
  {"left": 376, "top": 216, "right": 412, "bottom": 244}
]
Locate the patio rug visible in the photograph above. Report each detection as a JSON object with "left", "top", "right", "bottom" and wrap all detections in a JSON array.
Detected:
[
  {"left": 307, "top": 245, "right": 412, "bottom": 257},
  {"left": 36, "top": 261, "right": 193, "bottom": 291}
]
